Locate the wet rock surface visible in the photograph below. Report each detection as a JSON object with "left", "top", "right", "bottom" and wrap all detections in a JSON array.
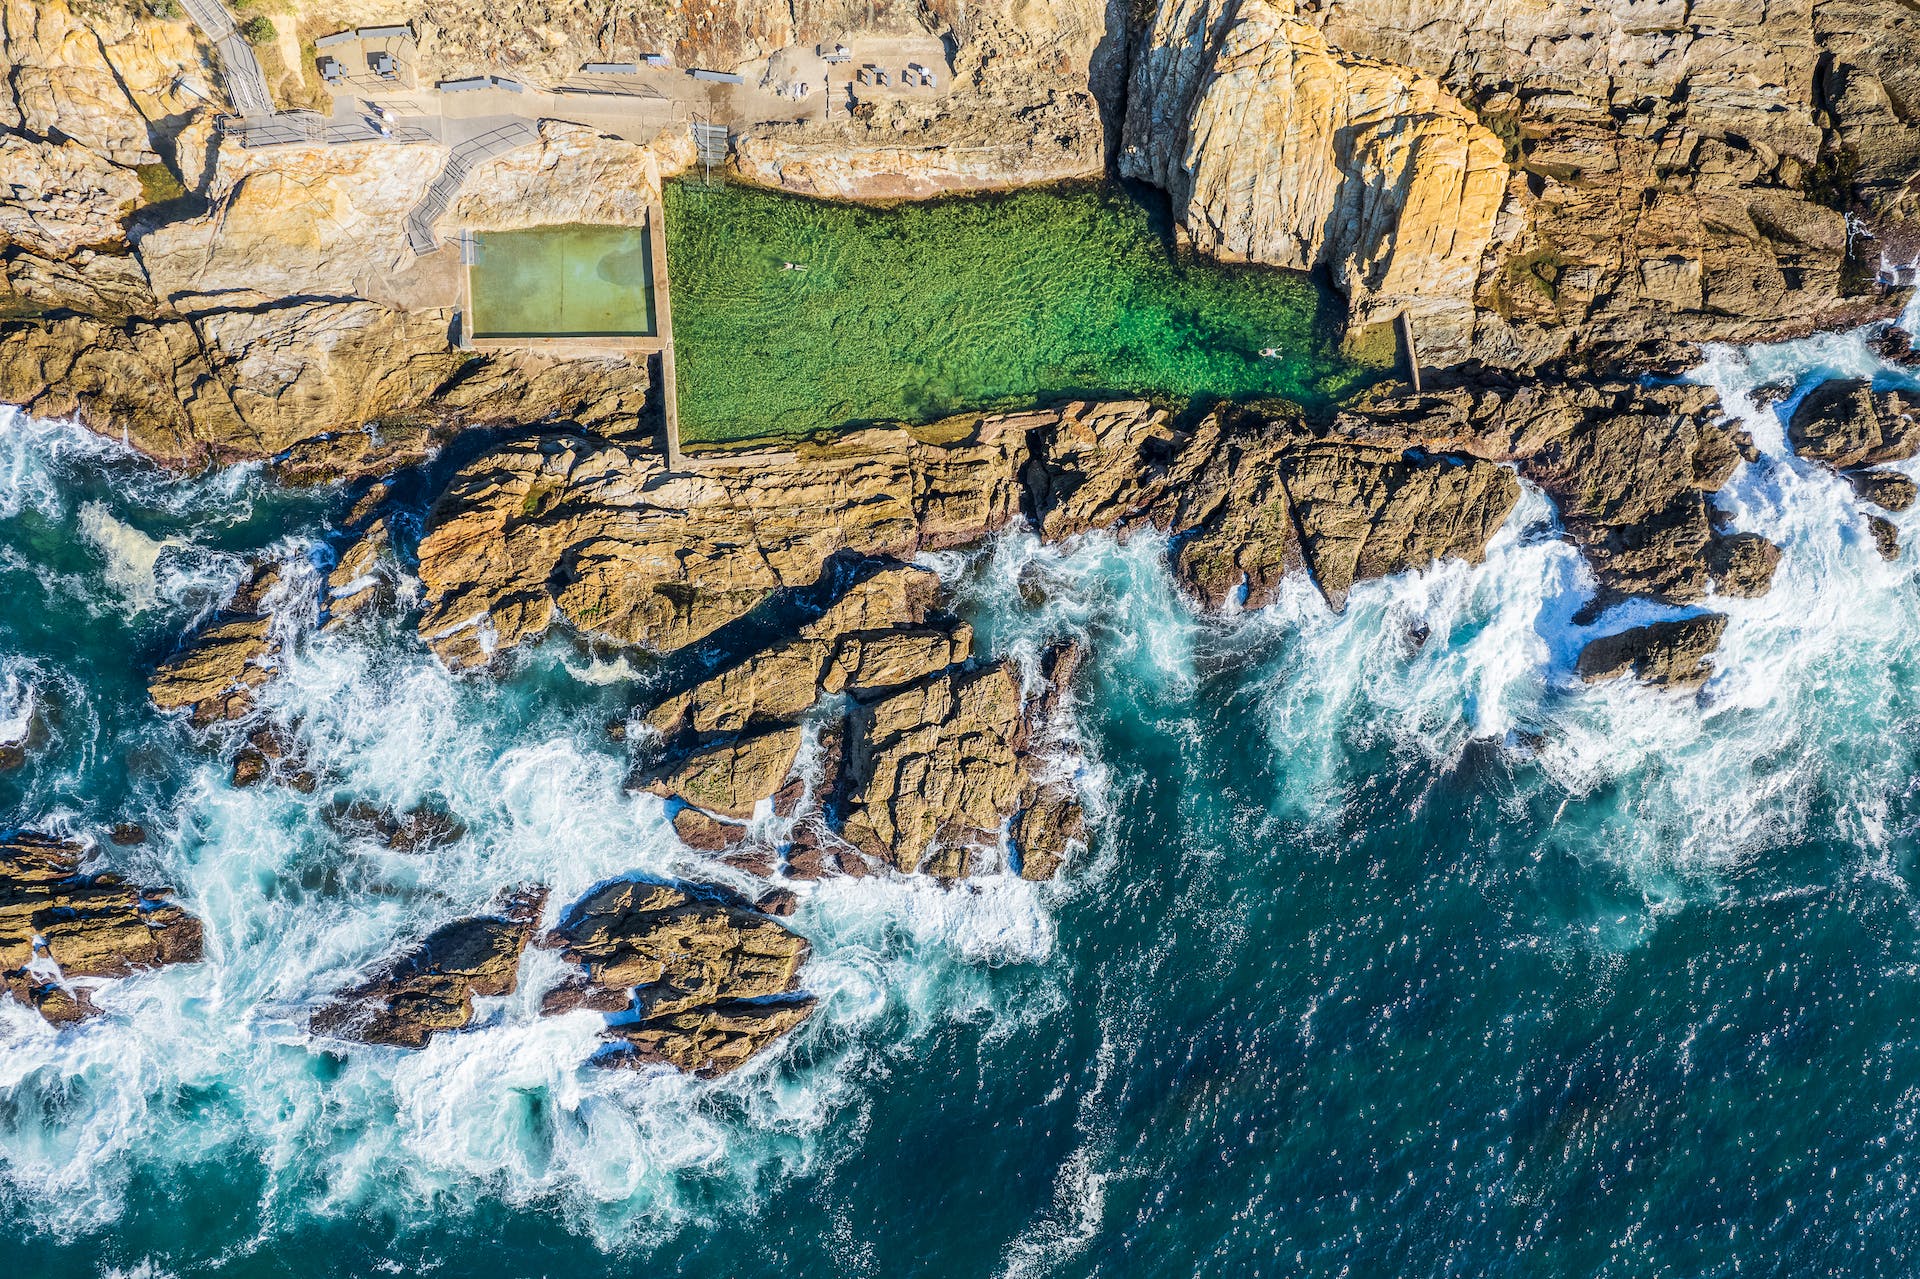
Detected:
[
  {"left": 1, "top": 833, "right": 203, "bottom": 1024},
  {"left": 1847, "top": 470, "right": 1918, "bottom": 513},
  {"left": 148, "top": 562, "right": 286, "bottom": 725},
  {"left": 310, "top": 888, "right": 546, "bottom": 1049},
  {"left": 541, "top": 879, "right": 814, "bottom": 1077},
  {"left": 1788, "top": 380, "right": 1920, "bottom": 471},
  {"left": 1026, "top": 401, "right": 1521, "bottom": 612},
  {"left": 1576, "top": 614, "right": 1731, "bottom": 690},
  {"left": 1871, "top": 515, "right": 1902, "bottom": 562},
  {"left": 1333, "top": 376, "right": 1775, "bottom": 613}
]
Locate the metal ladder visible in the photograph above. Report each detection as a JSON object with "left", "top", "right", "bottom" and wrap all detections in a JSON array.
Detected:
[{"left": 690, "top": 121, "right": 729, "bottom": 184}]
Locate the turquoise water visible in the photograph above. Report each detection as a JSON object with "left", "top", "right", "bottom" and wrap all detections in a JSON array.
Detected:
[{"left": 4, "top": 314, "right": 1920, "bottom": 1276}]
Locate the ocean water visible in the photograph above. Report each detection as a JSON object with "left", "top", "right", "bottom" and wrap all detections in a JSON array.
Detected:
[{"left": 4, "top": 311, "right": 1920, "bottom": 1277}]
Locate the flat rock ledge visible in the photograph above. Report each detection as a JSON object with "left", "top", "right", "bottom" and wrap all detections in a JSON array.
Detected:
[{"left": 1, "top": 833, "right": 203, "bottom": 1023}]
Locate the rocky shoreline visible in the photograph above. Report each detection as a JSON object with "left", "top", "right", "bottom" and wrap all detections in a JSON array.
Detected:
[{"left": 3, "top": 0, "right": 1919, "bottom": 1071}]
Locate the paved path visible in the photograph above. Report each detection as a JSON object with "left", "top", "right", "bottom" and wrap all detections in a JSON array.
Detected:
[
  {"left": 404, "top": 119, "right": 540, "bottom": 254},
  {"left": 178, "top": 0, "right": 275, "bottom": 118}
]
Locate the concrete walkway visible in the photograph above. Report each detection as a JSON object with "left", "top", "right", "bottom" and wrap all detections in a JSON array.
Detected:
[
  {"left": 404, "top": 119, "right": 540, "bottom": 254},
  {"left": 177, "top": 0, "right": 274, "bottom": 118}
]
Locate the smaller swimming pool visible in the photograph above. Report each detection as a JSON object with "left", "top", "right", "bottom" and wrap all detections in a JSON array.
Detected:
[{"left": 467, "top": 223, "right": 656, "bottom": 338}]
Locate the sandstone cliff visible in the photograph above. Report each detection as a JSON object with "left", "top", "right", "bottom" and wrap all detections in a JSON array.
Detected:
[{"left": 1121, "top": 0, "right": 1507, "bottom": 358}]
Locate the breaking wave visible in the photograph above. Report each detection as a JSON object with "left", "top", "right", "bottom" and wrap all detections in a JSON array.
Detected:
[{"left": 3, "top": 310, "right": 1920, "bottom": 1271}]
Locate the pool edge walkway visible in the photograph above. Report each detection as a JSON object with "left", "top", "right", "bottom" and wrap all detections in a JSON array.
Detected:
[{"left": 649, "top": 203, "right": 682, "bottom": 470}]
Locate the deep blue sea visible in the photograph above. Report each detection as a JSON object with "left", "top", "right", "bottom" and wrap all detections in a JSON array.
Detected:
[{"left": 5, "top": 309, "right": 1920, "bottom": 1277}]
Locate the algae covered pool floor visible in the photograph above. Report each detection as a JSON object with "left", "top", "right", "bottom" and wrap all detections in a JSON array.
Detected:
[
  {"left": 468, "top": 223, "right": 656, "bottom": 338},
  {"left": 663, "top": 181, "right": 1379, "bottom": 446}
]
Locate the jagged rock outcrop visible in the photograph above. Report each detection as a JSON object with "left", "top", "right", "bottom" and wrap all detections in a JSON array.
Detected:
[
  {"left": 540, "top": 878, "right": 814, "bottom": 1076},
  {"left": 322, "top": 516, "right": 395, "bottom": 626},
  {"left": 1871, "top": 515, "right": 1901, "bottom": 561},
  {"left": 0, "top": 0, "right": 209, "bottom": 168},
  {"left": 1027, "top": 400, "right": 1520, "bottom": 610},
  {"left": 1330, "top": 376, "right": 1775, "bottom": 610},
  {"left": 148, "top": 561, "right": 285, "bottom": 724},
  {"left": 1, "top": 832, "right": 203, "bottom": 1023},
  {"left": 1848, "top": 470, "right": 1917, "bottom": 514},
  {"left": 309, "top": 888, "right": 546, "bottom": 1048},
  {"left": 601, "top": 1000, "right": 819, "bottom": 1077},
  {"left": 1293, "top": 0, "right": 1914, "bottom": 366},
  {"left": 417, "top": 402, "right": 1526, "bottom": 673},
  {"left": 642, "top": 563, "right": 961, "bottom": 738},
  {"left": 1121, "top": 0, "right": 1508, "bottom": 356},
  {"left": 1787, "top": 380, "right": 1920, "bottom": 470},
  {"left": 1577, "top": 613, "right": 1730, "bottom": 690},
  {"left": 635, "top": 724, "right": 808, "bottom": 821},
  {"left": 841, "top": 646, "right": 1082, "bottom": 879},
  {"left": 414, "top": 423, "right": 1029, "bottom": 668}
]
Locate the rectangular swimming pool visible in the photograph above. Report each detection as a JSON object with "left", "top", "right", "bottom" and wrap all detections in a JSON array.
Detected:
[{"left": 467, "top": 223, "right": 656, "bottom": 338}]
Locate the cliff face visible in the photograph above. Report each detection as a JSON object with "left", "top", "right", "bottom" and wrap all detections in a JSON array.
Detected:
[
  {"left": 1121, "top": 0, "right": 1508, "bottom": 359},
  {"left": 1290, "top": 0, "right": 1918, "bottom": 365}
]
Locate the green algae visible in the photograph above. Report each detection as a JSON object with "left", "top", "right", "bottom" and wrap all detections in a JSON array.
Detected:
[{"left": 663, "top": 180, "right": 1381, "bottom": 446}]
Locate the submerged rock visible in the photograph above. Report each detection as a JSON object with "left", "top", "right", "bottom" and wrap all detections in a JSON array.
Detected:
[
  {"left": 1576, "top": 614, "right": 1731, "bottom": 689},
  {"left": 323, "top": 800, "right": 467, "bottom": 854},
  {"left": 309, "top": 888, "right": 546, "bottom": 1049},
  {"left": 541, "top": 879, "right": 814, "bottom": 1076},
  {"left": 0, "top": 833, "right": 202, "bottom": 1023},
  {"left": 231, "top": 724, "right": 317, "bottom": 793}
]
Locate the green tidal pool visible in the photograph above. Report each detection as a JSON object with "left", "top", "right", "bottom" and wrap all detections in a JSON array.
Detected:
[
  {"left": 468, "top": 223, "right": 656, "bottom": 338},
  {"left": 663, "top": 180, "right": 1379, "bottom": 446}
]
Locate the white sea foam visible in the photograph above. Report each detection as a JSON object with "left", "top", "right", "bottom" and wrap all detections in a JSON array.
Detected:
[
  {"left": 0, "top": 561, "right": 1075, "bottom": 1245},
  {"left": 0, "top": 666, "right": 32, "bottom": 747},
  {"left": 77, "top": 502, "right": 187, "bottom": 614},
  {"left": 7, "top": 311, "right": 1920, "bottom": 1252}
]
